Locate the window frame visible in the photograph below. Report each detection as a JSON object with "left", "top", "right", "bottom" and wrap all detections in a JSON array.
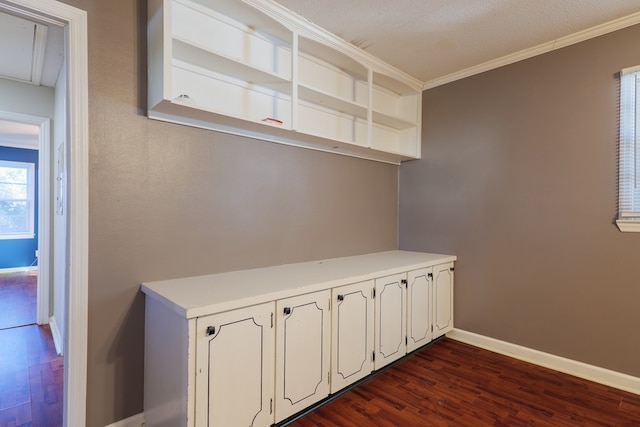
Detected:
[
  {"left": 617, "top": 66, "right": 640, "bottom": 232},
  {"left": 0, "top": 159, "right": 36, "bottom": 240}
]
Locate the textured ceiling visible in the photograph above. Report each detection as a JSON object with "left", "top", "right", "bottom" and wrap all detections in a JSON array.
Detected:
[{"left": 275, "top": 0, "right": 640, "bottom": 84}]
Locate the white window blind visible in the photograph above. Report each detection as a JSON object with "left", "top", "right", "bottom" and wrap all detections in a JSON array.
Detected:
[{"left": 617, "top": 66, "right": 640, "bottom": 232}]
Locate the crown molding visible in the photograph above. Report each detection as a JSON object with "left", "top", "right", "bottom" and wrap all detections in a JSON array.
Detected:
[{"left": 424, "top": 11, "right": 640, "bottom": 90}]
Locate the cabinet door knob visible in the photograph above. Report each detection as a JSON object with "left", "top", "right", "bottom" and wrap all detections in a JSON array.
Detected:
[
  {"left": 450, "top": 267, "right": 455, "bottom": 272},
  {"left": 337, "top": 294, "right": 344, "bottom": 301},
  {"left": 283, "top": 307, "right": 291, "bottom": 315},
  {"left": 401, "top": 279, "right": 408, "bottom": 286},
  {"left": 206, "top": 326, "right": 216, "bottom": 336},
  {"left": 428, "top": 273, "right": 433, "bottom": 279}
]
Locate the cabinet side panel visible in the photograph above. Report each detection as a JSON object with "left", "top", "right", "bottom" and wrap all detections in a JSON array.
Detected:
[
  {"left": 144, "top": 297, "right": 191, "bottom": 427},
  {"left": 148, "top": 0, "right": 170, "bottom": 110}
]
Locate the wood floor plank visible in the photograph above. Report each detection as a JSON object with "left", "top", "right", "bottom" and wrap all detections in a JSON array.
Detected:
[
  {"left": 0, "top": 273, "right": 36, "bottom": 331},
  {"left": 288, "top": 338, "right": 640, "bottom": 427},
  {"left": 0, "top": 274, "right": 63, "bottom": 427}
]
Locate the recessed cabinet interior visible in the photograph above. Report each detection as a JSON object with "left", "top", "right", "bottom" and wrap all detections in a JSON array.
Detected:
[
  {"left": 142, "top": 251, "right": 455, "bottom": 427},
  {"left": 148, "top": 0, "right": 423, "bottom": 164}
]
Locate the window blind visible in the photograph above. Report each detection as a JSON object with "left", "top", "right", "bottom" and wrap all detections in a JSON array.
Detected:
[{"left": 618, "top": 66, "right": 640, "bottom": 228}]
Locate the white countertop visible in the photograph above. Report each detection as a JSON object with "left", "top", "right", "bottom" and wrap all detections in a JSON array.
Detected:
[{"left": 141, "top": 250, "right": 456, "bottom": 319}]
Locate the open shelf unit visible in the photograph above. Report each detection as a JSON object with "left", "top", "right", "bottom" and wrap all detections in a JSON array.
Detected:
[{"left": 148, "top": 0, "right": 423, "bottom": 164}]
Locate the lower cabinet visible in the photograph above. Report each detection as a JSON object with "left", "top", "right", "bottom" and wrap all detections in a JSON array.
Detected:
[
  {"left": 407, "top": 268, "right": 433, "bottom": 353},
  {"left": 275, "top": 291, "right": 331, "bottom": 422},
  {"left": 142, "top": 252, "right": 455, "bottom": 427},
  {"left": 195, "top": 303, "right": 275, "bottom": 427},
  {"left": 374, "top": 273, "right": 407, "bottom": 370},
  {"left": 331, "top": 280, "right": 374, "bottom": 392},
  {"left": 433, "top": 262, "right": 454, "bottom": 339}
]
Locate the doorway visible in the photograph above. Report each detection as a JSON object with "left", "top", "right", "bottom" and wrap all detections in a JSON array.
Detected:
[
  {"left": 0, "top": 0, "right": 88, "bottom": 426},
  {"left": 0, "top": 113, "right": 51, "bottom": 332}
]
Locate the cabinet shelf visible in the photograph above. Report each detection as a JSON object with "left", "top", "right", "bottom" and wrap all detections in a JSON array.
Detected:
[
  {"left": 298, "top": 85, "right": 367, "bottom": 118},
  {"left": 372, "top": 110, "right": 416, "bottom": 130},
  {"left": 149, "top": 0, "right": 423, "bottom": 164},
  {"left": 173, "top": 38, "right": 292, "bottom": 89},
  {"left": 174, "top": 0, "right": 293, "bottom": 53},
  {"left": 172, "top": 59, "right": 292, "bottom": 129}
]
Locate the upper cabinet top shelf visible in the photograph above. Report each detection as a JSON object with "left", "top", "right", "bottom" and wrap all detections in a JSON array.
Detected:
[{"left": 148, "top": 0, "right": 423, "bottom": 164}]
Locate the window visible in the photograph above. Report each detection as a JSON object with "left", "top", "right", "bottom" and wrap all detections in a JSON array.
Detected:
[
  {"left": 617, "top": 66, "right": 640, "bottom": 232},
  {"left": 0, "top": 160, "right": 35, "bottom": 239}
]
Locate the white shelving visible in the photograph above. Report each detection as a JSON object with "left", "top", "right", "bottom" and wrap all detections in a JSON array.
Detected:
[{"left": 148, "top": 0, "right": 423, "bottom": 164}]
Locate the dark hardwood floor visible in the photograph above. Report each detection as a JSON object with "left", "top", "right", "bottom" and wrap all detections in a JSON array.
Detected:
[
  {"left": 0, "top": 272, "right": 36, "bottom": 330},
  {"left": 0, "top": 273, "right": 63, "bottom": 427},
  {"left": 290, "top": 338, "right": 640, "bottom": 427}
]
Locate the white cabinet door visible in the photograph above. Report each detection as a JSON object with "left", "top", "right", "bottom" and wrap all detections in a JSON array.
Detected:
[
  {"left": 433, "top": 262, "right": 454, "bottom": 338},
  {"left": 195, "top": 302, "right": 275, "bottom": 427},
  {"left": 374, "top": 273, "right": 407, "bottom": 369},
  {"left": 275, "top": 291, "right": 331, "bottom": 422},
  {"left": 407, "top": 268, "right": 433, "bottom": 353},
  {"left": 331, "top": 280, "right": 374, "bottom": 393}
]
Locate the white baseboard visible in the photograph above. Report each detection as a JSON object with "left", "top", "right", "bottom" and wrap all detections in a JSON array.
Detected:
[
  {"left": 0, "top": 266, "right": 37, "bottom": 274},
  {"left": 447, "top": 328, "right": 640, "bottom": 396},
  {"left": 49, "top": 316, "right": 63, "bottom": 357},
  {"left": 104, "top": 413, "right": 145, "bottom": 427}
]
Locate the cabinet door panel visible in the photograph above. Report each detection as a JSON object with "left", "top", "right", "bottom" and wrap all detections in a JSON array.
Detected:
[
  {"left": 195, "top": 302, "right": 274, "bottom": 427},
  {"left": 276, "top": 291, "right": 330, "bottom": 422},
  {"left": 433, "top": 262, "right": 454, "bottom": 338},
  {"left": 374, "top": 273, "right": 407, "bottom": 369},
  {"left": 407, "top": 268, "right": 432, "bottom": 353},
  {"left": 331, "top": 281, "right": 374, "bottom": 393}
]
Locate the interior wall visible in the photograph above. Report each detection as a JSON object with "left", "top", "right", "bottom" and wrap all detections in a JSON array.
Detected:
[
  {"left": 57, "top": 1, "right": 399, "bottom": 425},
  {"left": 400, "top": 24, "right": 640, "bottom": 378},
  {"left": 0, "top": 79, "right": 54, "bottom": 118}
]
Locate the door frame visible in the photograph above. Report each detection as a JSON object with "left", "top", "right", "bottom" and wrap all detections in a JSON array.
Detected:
[
  {"left": 0, "top": 1, "right": 89, "bottom": 425},
  {"left": 0, "top": 110, "right": 51, "bottom": 327}
]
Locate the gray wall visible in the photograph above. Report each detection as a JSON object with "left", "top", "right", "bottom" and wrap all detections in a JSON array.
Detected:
[
  {"left": 400, "top": 24, "right": 640, "bottom": 378},
  {"left": 66, "top": 1, "right": 398, "bottom": 425}
]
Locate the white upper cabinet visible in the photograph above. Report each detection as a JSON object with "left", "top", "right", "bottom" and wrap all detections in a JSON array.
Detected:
[{"left": 148, "top": 0, "right": 423, "bottom": 164}]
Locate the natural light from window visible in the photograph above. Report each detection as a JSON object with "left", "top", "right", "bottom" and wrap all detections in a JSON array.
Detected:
[
  {"left": 0, "top": 160, "right": 35, "bottom": 239},
  {"left": 617, "top": 66, "right": 640, "bottom": 232}
]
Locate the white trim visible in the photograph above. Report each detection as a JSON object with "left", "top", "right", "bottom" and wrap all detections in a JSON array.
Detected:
[
  {"left": 50, "top": 315, "right": 63, "bottom": 356},
  {"left": 104, "top": 413, "right": 145, "bottom": 427},
  {"left": 37, "top": 118, "right": 50, "bottom": 325},
  {"left": 0, "top": 111, "right": 50, "bottom": 326},
  {"left": 447, "top": 329, "right": 640, "bottom": 396},
  {"left": 616, "top": 219, "right": 640, "bottom": 232},
  {"left": 0, "top": 2, "right": 89, "bottom": 427},
  {"left": 0, "top": 266, "right": 37, "bottom": 274},
  {"left": 424, "top": 11, "right": 640, "bottom": 90}
]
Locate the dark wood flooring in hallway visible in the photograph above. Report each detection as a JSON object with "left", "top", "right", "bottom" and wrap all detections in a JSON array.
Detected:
[
  {"left": 0, "top": 273, "right": 63, "bottom": 427},
  {"left": 289, "top": 338, "right": 640, "bottom": 427}
]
